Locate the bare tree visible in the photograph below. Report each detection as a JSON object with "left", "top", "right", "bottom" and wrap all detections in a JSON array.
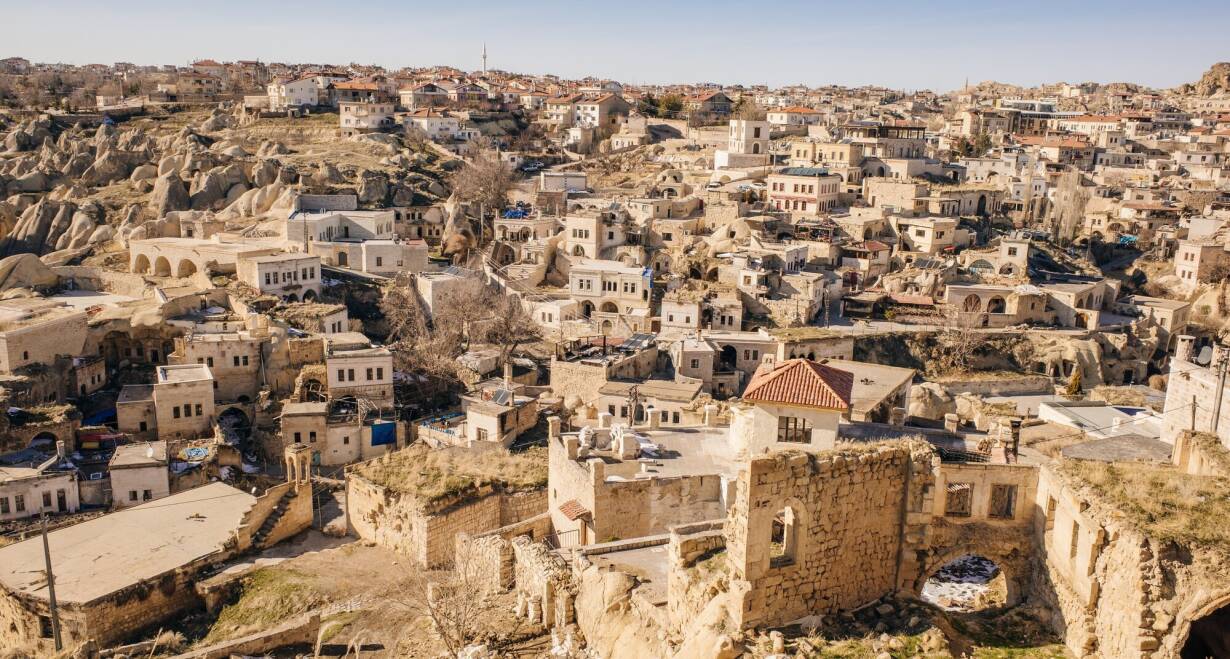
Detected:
[
  {"left": 934, "top": 304, "right": 988, "bottom": 375},
  {"left": 449, "top": 144, "right": 515, "bottom": 246},
  {"left": 480, "top": 293, "right": 542, "bottom": 367},
  {"left": 1048, "top": 170, "right": 1091, "bottom": 245},
  {"left": 389, "top": 555, "right": 523, "bottom": 657}
]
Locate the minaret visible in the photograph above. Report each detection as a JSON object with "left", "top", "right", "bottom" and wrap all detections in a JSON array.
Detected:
[{"left": 482, "top": 43, "right": 488, "bottom": 74}]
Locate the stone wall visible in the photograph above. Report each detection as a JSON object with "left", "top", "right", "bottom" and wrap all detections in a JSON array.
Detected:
[
  {"left": 726, "top": 444, "right": 934, "bottom": 629},
  {"left": 1171, "top": 430, "right": 1230, "bottom": 477},
  {"left": 1032, "top": 465, "right": 1230, "bottom": 658},
  {"left": 346, "top": 473, "right": 547, "bottom": 568}
]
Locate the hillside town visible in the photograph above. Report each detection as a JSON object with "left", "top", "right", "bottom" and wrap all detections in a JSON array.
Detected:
[{"left": 0, "top": 43, "right": 1229, "bottom": 659}]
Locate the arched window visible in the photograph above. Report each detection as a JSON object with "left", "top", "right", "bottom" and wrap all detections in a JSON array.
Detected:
[{"left": 770, "top": 506, "right": 798, "bottom": 567}]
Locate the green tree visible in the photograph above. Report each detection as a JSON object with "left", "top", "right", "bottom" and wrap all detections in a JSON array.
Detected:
[{"left": 659, "top": 94, "right": 684, "bottom": 117}]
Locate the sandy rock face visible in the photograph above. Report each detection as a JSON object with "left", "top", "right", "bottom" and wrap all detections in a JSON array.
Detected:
[{"left": 149, "top": 171, "right": 190, "bottom": 217}]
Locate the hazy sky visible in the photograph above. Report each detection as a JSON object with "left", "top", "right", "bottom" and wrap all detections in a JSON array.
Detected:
[{"left": 7, "top": 0, "right": 1229, "bottom": 91}]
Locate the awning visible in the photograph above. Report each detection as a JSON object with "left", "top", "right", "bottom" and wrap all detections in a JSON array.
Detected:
[{"left": 559, "top": 499, "right": 591, "bottom": 521}]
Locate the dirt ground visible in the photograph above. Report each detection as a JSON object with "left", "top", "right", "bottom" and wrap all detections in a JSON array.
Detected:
[{"left": 188, "top": 539, "right": 551, "bottom": 658}]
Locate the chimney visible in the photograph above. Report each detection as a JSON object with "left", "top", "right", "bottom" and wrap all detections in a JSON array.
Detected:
[
  {"left": 503, "top": 361, "right": 513, "bottom": 389},
  {"left": 1174, "top": 335, "right": 1196, "bottom": 364},
  {"left": 56, "top": 440, "right": 66, "bottom": 460}
]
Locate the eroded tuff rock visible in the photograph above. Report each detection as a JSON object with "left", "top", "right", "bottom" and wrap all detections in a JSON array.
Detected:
[{"left": 149, "top": 171, "right": 190, "bottom": 216}]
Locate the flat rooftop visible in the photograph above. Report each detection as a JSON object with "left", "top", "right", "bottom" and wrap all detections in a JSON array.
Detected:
[
  {"left": 565, "top": 426, "right": 737, "bottom": 481},
  {"left": 825, "top": 359, "right": 915, "bottom": 414},
  {"left": 0, "top": 482, "right": 255, "bottom": 604},
  {"left": 245, "top": 252, "right": 319, "bottom": 264},
  {"left": 157, "top": 364, "right": 214, "bottom": 384},
  {"left": 110, "top": 441, "right": 167, "bottom": 468}
]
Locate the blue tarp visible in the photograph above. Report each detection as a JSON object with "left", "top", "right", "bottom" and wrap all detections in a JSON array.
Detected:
[
  {"left": 370, "top": 421, "right": 397, "bottom": 446},
  {"left": 82, "top": 408, "right": 117, "bottom": 426}
]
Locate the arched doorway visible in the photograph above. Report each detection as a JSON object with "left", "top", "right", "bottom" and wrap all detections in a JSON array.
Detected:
[
  {"left": 600, "top": 301, "right": 618, "bottom": 313},
  {"left": 284, "top": 293, "right": 299, "bottom": 303},
  {"left": 976, "top": 194, "right": 988, "bottom": 216},
  {"left": 30, "top": 431, "right": 58, "bottom": 450},
  {"left": 719, "top": 345, "right": 738, "bottom": 371},
  {"left": 920, "top": 554, "right": 1014, "bottom": 612},
  {"left": 176, "top": 260, "right": 198, "bottom": 278},
  {"left": 132, "top": 254, "right": 151, "bottom": 273},
  {"left": 218, "top": 407, "right": 251, "bottom": 444},
  {"left": 153, "top": 256, "right": 172, "bottom": 277},
  {"left": 580, "top": 301, "right": 594, "bottom": 318},
  {"left": 1181, "top": 597, "right": 1230, "bottom": 658},
  {"left": 962, "top": 295, "right": 982, "bottom": 313},
  {"left": 986, "top": 296, "right": 1006, "bottom": 314},
  {"left": 600, "top": 320, "right": 613, "bottom": 335},
  {"left": 302, "top": 290, "right": 317, "bottom": 302},
  {"left": 752, "top": 143, "right": 761, "bottom": 155}
]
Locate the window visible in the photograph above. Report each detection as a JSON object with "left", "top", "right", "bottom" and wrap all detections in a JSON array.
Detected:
[
  {"left": 914, "top": 228, "right": 925, "bottom": 237},
  {"left": 989, "top": 484, "right": 1017, "bottom": 519},
  {"left": 777, "top": 416, "right": 812, "bottom": 443},
  {"left": 337, "top": 369, "right": 345, "bottom": 382},
  {"left": 944, "top": 483, "right": 973, "bottom": 517},
  {"left": 770, "top": 506, "right": 797, "bottom": 567},
  {"left": 14, "top": 495, "right": 24, "bottom": 513},
  {"left": 347, "top": 369, "right": 355, "bottom": 381},
  {"left": 242, "top": 356, "right": 249, "bottom": 366},
  {"left": 309, "top": 431, "right": 317, "bottom": 443},
  {"left": 476, "top": 428, "right": 488, "bottom": 442},
  {"left": 42, "top": 492, "right": 51, "bottom": 508},
  {"left": 672, "top": 411, "right": 680, "bottom": 424},
  {"left": 619, "top": 406, "right": 628, "bottom": 418},
  {"left": 608, "top": 405, "right": 616, "bottom": 416},
  {"left": 129, "top": 490, "right": 138, "bottom": 502},
  {"left": 690, "top": 359, "right": 699, "bottom": 369},
  {"left": 234, "top": 356, "right": 241, "bottom": 367},
  {"left": 184, "top": 404, "right": 193, "bottom": 418},
  {"left": 366, "top": 368, "right": 373, "bottom": 381},
  {"left": 0, "top": 498, "right": 8, "bottom": 514},
  {"left": 143, "top": 490, "right": 152, "bottom": 501},
  {"left": 376, "top": 257, "right": 383, "bottom": 267},
  {"left": 661, "top": 411, "right": 669, "bottom": 422},
  {"left": 207, "top": 357, "right": 214, "bottom": 367},
  {"left": 294, "top": 431, "right": 302, "bottom": 442},
  {"left": 377, "top": 367, "right": 384, "bottom": 380},
  {"left": 173, "top": 407, "right": 181, "bottom": 419},
  {"left": 265, "top": 273, "right": 272, "bottom": 285},
  {"left": 342, "top": 436, "right": 349, "bottom": 444},
  {"left": 139, "top": 421, "right": 147, "bottom": 432}
]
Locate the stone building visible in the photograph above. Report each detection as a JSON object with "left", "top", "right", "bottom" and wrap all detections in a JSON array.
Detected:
[
  {"left": 0, "top": 472, "right": 313, "bottom": 652},
  {"left": 0, "top": 299, "right": 88, "bottom": 374},
  {"left": 116, "top": 364, "right": 216, "bottom": 440},
  {"left": 108, "top": 441, "right": 170, "bottom": 508}
]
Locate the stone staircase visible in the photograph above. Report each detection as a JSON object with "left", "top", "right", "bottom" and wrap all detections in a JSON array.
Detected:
[{"left": 252, "top": 488, "right": 298, "bottom": 546}]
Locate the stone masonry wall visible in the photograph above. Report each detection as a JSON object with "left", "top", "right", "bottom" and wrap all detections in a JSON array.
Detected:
[{"left": 726, "top": 444, "right": 933, "bottom": 629}]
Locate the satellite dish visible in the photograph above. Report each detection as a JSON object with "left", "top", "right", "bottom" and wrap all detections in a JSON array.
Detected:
[{"left": 1196, "top": 346, "right": 1214, "bottom": 366}]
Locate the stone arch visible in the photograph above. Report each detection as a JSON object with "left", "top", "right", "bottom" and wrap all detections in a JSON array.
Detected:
[
  {"left": 1174, "top": 590, "right": 1230, "bottom": 659},
  {"left": 916, "top": 548, "right": 1025, "bottom": 611},
  {"left": 176, "top": 259, "right": 198, "bottom": 278},
  {"left": 302, "top": 289, "right": 317, "bottom": 302},
  {"left": 285, "top": 293, "right": 300, "bottom": 303},
  {"left": 752, "top": 143, "right": 761, "bottom": 155},
  {"left": 600, "top": 320, "right": 613, "bottom": 335},
  {"left": 572, "top": 245, "right": 586, "bottom": 257},
  {"left": 969, "top": 259, "right": 994, "bottom": 273},
  {"left": 976, "top": 194, "right": 988, "bottom": 216},
  {"left": 580, "top": 301, "right": 594, "bottom": 318},
  {"left": 153, "top": 256, "right": 172, "bottom": 277},
  {"left": 986, "top": 296, "right": 1006, "bottom": 314},
  {"left": 218, "top": 406, "right": 251, "bottom": 442},
  {"left": 999, "top": 264, "right": 1017, "bottom": 276},
  {"left": 600, "top": 301, "right": 618, "bottom": 313},
  {"left": 132, "top": 253, "right": 151, "bottom": 274},
  {"left": 962, "top": 294, "right": 982, "bottom": 312},
  {"left": 718, "top": 345, "right": 738, "bottom": 371},
  {"left": 704, "top": 267, "right": 719, "bottom": 282},
  {"left": 30, "top": 431, "right": 58, "bottom": 449}
]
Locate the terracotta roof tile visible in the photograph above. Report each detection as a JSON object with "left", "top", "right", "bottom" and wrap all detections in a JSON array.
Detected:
[
  {"left": 742, "top": 359, "right": 852, "bottom": 411},
  {"left": 559, "top": 499, "right": 590, "bottom": 520}
]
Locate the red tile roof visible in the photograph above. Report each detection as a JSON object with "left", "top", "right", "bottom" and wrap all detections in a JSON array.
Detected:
[
  {"left": 742, "top": 359, "right": 852, "bottom": 412},
  {"left": 559, "top": 499, "right": 591, "bottom": 520}
]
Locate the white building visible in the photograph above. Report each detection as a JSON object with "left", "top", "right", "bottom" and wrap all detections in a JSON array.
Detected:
[
  {"left": 267, "top": 77, "right": 318, "bottom": 111},
  {"left": 237, "top": 253, "right": 322, "bottom": 302}
]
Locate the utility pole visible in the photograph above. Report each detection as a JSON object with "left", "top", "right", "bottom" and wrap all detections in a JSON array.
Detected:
[
  {"left": 40, "top": 514, "right": 62, "bottom": 652},
  {"left": 1212, "top": 345, "right": 1228, "bottom": 434}
]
